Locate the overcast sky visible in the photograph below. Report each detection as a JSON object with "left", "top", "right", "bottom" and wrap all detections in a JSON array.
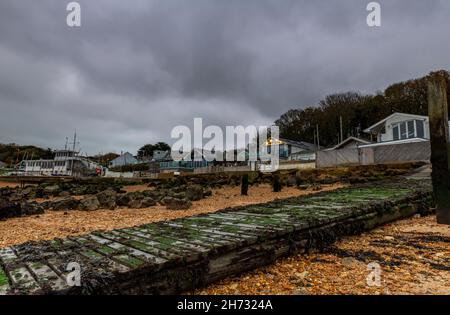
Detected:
[{"left": 0, "top": 0, "right": 449, "bottom": 155}]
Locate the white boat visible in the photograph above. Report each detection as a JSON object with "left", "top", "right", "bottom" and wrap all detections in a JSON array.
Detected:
[{"left": 18, "top": 150, "right": 101, "bottom": 177}]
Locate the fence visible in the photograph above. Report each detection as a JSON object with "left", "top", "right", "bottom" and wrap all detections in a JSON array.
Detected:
[
  {"left": 372, "top": 141, "right": 430, "bottom": 164},
  {"left": 317, "top": 141, "right": 431, "bottom": 168},
  {"left": 104, "top": 170, "right": 134, "bottom": 178},
  {"left": 259, "top": 161, "right": 316, "bottom": 172},
  {"left": 193, "top": 165, "right": 254, "bottom": 174},
  {"left": 316, "top": 148, "right": 360, "bottom": 168}
]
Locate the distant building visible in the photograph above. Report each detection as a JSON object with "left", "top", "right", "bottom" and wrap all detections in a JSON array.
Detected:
[
  {"left": 109, "top": 152, "right": 138, "bottom": 168},
  {"left": 363, "top": 112, "right": 450, "bottom": 143},
  {"left": 0, "top": 161, "right": 6, "bottom": 168},
  {"left": 19, "top": 150, "right": 100, "bottom": 176},
  {"left": 159, "top": 148, "right": 210, "bottom": 173},
  {"left": 265, "top": 138, "right": 317, "bottom": 161},
  {"left": 325, "top": 137, "right": 372, "bottom": 151}
]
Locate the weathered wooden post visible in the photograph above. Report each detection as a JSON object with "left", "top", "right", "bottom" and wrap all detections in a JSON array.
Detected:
[
  {"left": 272, "top": 173, "right": 282, "bottom": 192},
  {"left": 241, "top": 174, "right": 249, "bottom": 196},
  {"left": 427, "top": 73, "right": 450, "bottom": 225}
]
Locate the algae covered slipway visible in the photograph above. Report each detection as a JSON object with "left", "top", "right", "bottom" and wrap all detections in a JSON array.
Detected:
[{"left": 0, "top": 177, "right": 435, "bottom": 295}]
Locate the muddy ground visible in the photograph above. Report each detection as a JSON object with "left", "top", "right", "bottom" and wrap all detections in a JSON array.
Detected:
[{"left": 192, "top": 215, "right": 449, "bottom": 295}]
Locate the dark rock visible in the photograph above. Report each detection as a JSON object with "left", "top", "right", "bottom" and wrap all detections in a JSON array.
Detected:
[
  {"left": 19, "top": 187, "right": 36, "bottom": 199},
  {"left": 0, "top": 200, "right": 22, "bottom": 220},
  {"left": 141, "top": 190, "right": 157, "bottom": 198},
  {"left": 128, "top": 199, "right": 143, "bottom": 209},
  {"left": 169, "top": 192, "right": 186, "bottom": 199},
  {"left": 43, "top": 185, "right": 60, "bottom": 196},
  {"left": 203, "top": 188, "right": 212, "bottom": 197},
  {"left": 59, "top": 191, "right": 71, "bottom": 197},
  {"left": 185, "top": 185, "right": 204, "bottom": 201},
  {"left": 40, "top": 201, "right": 52, "bottom": 210},
  {"left": 141, "top": 197, "right": 156, "bottom": 207},
  {"left": 116, "top": 193, "right": 132, "bottom": 207},
  {"left": 50, "top": 197, "right": 80, "bottom": 211},
  {"left": 78, "top": 196, "right": 101, "bottom": 211},
  {"left": 128, "top": 192, "right": 145, "bottom": 200},
  {"left": 7, "top": 193, "right": 22, "bottom": 202},
  {"left": 116, "top": 191, "right": 145, "bottom": 208},
  {"left": 20, "top": 202, "right": 44, "bottom": 216},
  {"left": 161, "top": 197, "right": 192, "bottom": 210},
  {"left": 96, "top": 189, "right": 117, "bottom": 209},
  {"left": 172, "top": 185, "right": 187, "bottom": 193}
]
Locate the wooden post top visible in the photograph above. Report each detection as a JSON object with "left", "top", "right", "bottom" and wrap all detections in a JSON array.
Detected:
[{"left": 427, "top": 72, "right": 450, "bottom": 225}]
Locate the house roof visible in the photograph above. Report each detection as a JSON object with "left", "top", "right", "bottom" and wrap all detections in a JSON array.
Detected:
[
  {"left": 110, "top": 152, "right": 137, "bottom": 164},
  {"left": 363, "top": 112, "right": 428, "bottom": 134},
  {"left": 326, "top": 137, "right": 372, "bottom": 151},
  {"left": 358, "top": 137, "right": 428, "bottom": 148},
  {"left": 273, "top": 138, "right": 317, "bottom": 151}
]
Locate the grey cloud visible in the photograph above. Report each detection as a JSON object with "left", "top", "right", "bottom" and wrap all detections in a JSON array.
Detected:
[{"left": 0, "top": 0, "right": 449, "bottom": 154}]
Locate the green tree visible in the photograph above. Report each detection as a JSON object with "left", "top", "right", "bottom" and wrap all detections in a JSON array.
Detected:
[
  {"left": 137, "top": 142, "right": 171, "bottom": 159},
  {"left": 274, "top": 70, "right": 450, "bottom": 148}
]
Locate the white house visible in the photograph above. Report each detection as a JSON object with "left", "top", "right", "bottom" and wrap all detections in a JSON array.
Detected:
[
  {"left": 318, "top": 112, "right": 449, "bottom": 167},
  {"left": 363, "top": 112, "right": 435, "bottom": 143},
  {"left": 109, "top": 152, "right": 138, "bottom": 168}
]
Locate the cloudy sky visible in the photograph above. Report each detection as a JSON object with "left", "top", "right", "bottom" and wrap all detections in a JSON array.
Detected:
[{"left": 0, "top": 0, "right": 449, "bottom": 155}]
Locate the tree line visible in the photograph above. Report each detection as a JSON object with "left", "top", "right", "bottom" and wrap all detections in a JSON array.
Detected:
[
  {"left": 0, "top": 143, "right": 53, "bottom": 167},
  {"left": 274, "top": 70, "right": 450, "bottom": 148}
]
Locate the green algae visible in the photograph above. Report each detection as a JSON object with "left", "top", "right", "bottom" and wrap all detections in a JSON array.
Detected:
[
  {"left": 115, "top": 255, "right": 144, "bottom": 268},
  {"left": 0, "top": 267, "right": 8, "bottom": 286},
  {"left": 81, "top": 249, "right": 103, "bottom": 260},
  {"left": 97, "top": 245, "right": 115, "bottom": 255}
]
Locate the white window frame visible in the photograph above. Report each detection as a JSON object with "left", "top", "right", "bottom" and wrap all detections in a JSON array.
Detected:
[{"left": 392, "top": 119, "right": 422, "bottom": 140}]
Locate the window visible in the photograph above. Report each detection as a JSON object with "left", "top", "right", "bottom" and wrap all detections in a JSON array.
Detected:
[
  {"left": 416, "top": 120, "right": 424, "bottom": 138},
  {"left": 393, "top": 125, "right": 400, "bottom": 140},
  {"left": 392, "top": 120, "right": 423, "bottom": 141},
  {"left": 400, "top": 122, "right": 407, "bottom": 139},
  {"left": 407, "top": 121, "right": 415, "bottom": 138}
]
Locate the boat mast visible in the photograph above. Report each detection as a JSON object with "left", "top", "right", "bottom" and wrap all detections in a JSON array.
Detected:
[{"left": 70, "top": 131, "right": 77, "bottom": 176}]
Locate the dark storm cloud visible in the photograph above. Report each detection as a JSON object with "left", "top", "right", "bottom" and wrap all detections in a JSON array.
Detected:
[{"left": 0, "top": 0, "right": 449, "bottom": 154}]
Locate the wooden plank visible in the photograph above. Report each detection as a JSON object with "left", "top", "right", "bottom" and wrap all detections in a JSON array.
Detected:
[
  {"left": 8, "top": 266, "right": 40, "bottom": 292},
  {"left": 26, "top": 262, "right": 69, "bottom": 292}
]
